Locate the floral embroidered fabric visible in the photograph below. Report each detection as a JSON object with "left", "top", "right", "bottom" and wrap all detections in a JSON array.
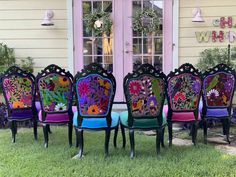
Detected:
[
  {"left": 203, "top": 72, "right": 235, "bottom": 107},
  {"left": 38, "top": 73, "right": 72, "bottom": 112},
  {"left": 76, "top": 74, "right": 113, "bottom": 116},
  {"left": 3, "top": 76, "right": 33, "bottom": 109},
  {"left": 168, "top": 73, "right": 202, "bottom": 111},
  {"left": 127, "top": 75, "right": 165, "bottom": 117}
]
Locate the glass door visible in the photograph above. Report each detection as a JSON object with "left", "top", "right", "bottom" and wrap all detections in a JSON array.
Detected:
[{"left": 74, "top": 0, "right": 170, "bottom": 102}]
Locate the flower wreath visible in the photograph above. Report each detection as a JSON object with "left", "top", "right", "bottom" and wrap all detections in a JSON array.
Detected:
[
  {"left": 84, "top": 11, "right": 112, "bottom": 36},
  {"left": 132, "top": 9, "right": 160, "bottom": 35}
]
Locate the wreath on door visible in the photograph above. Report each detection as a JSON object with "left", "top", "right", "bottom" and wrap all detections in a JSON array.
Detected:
[
  {"left": 132, "top": 9, "right": 160, "bottom": 35},
  {"left": 84, "top": 11, "right": 113, "bottom": 36}
]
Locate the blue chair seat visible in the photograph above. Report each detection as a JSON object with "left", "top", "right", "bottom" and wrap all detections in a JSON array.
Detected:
[
  {"left": 120, "top": 111, "right": 167, "bottom": 129},
  {"left": 73, "top": 111, "right": 119, "bottom": 129}
]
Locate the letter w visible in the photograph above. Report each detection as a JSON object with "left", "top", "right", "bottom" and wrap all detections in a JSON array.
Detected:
[{"left": 195, "top": 31, "right": 211, "bottom": 42}]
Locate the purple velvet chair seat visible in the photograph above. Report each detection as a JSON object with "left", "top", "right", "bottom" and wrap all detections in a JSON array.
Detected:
[
  {"left": 38, "top": 106, "right": 77, "bottom": 123},
  {"left": 163, "top": 105, "right": 200, "bottom": 122},
  {"left": 10, "top": 109, "right": 34, "bottom": 120},
  {"left": 205, "top": 108, "right": 229, "bottom": 117}
]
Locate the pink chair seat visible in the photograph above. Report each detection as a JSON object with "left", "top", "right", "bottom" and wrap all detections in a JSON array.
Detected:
[
  {"left": 38, "top": 106, "right": 77, "bottom": 123},
  {"left": 163, "top": 105, "right": 200, "bottom": 122}
]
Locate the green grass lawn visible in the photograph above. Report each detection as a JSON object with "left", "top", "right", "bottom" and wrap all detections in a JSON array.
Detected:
[{"left": 0, "top": 126, "right": 236, "bottom": 177}]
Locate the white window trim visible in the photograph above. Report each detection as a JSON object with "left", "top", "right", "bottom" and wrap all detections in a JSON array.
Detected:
[{"left": 172, "top": 0, "right": 179, "bottom": 70}]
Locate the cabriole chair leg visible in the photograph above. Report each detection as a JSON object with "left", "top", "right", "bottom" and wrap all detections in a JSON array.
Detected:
[{"left": 129, "top": 129, "right": 135, "bottom": 159}]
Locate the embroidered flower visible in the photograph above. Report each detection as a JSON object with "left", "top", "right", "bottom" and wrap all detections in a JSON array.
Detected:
[
  {"left": 192, "top": 81, "right": 201, "bottom": 93},
  {"left": 128, "top": 81, "right": 142, "bottom": 95},
  {"left": 87, "top": 105, "right": 100, "bottom": 115},
  {"left": 59, "top": 76, "right": 70, "bottom": 86},
  {"left": 55, "top": 103, "right": 67, "bottom": 111},
  {"left": 207, "top": 89, "right": 219, "bottom": 99},
  {"left": 78, "top": 81, "right": 89, "bottom": 96},
  {"left": 12, "top": 101, "right": 25, "bottom": 108},
  {"left": 3, "top": 79, "right": 16, "bottom": 93},
  {"left": 147, "top": 96, "right": 158, "bottom": 107},
  {"left": 173, "top": 92, "right": 186, "bottom": 101}
]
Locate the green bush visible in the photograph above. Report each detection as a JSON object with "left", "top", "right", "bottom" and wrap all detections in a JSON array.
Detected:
[
  {"left": 0, "top": 43, "right": 34, "bottom": 73},
  {"left": 196, "top": 46, "right": 236, "bottom": 72}
]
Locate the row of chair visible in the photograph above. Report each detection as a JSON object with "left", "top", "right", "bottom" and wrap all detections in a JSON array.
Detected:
[{"left": 0, "top": 63, "right": 235, "bottom": 158}]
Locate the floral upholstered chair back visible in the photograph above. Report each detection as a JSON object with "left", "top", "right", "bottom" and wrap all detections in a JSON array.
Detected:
[
  {"left": 124, "top": 64, "right": 167, "bottom": 118},
  {"left": 203, "top": 64, "right": 236, "bottom": 108},
  {"left": 75, "top": 63, "right": 116, "bottom": 117},
  {"left": 1, "top": 66, "right": 35, "bottom": 110},
  {"left": 167, "top": 63, "right": 202, "bottom": 112},
  {"left": 37, "top": 65, "right": 73, "bottom": 113}
]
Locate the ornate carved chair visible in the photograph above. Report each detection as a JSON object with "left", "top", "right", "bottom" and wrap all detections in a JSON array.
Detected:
[
  {"left": 0, "top": 66, "right": 37, "bottom": 143},
  {"left": 120, "top": 64, "right": 167, "bottom": 158},
  {"left": 166, "top": 63, "right": 202, "bottom": 146},
  {"left": 201, "top": 63, "right": 236, "bottom": 144},
  {"left": 36, "top": 64, "right": 74, "bottom": 148},
  {"left": 73, "top": 63, "right": 120, "bottom": 158}
]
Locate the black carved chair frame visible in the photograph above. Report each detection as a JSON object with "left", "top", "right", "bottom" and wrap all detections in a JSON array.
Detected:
[
  {"left": 73, "top": 63, "right": 119, "bottom": 158},
  {"left": 201, "top": 63, "right": 236, "bottom": 144},
  {"left": 0, "top": 66, "right": 38, "bottom": 143},
  {"left": 166, "top": 63, "right": 202, "bottom": 146},
  {"left": 36, "top": 64, "right": 74, "bottom": 148},
  {"left": 122, "top": 64, "right": 167, "bottom": 158}
]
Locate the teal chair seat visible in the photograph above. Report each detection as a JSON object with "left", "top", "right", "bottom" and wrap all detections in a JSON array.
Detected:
[
  {"left": 120, "top": 111, "right": 167, "bottom": 129},
  {"left": 73, "top": 111, "right": 119, "bottom": 129}
]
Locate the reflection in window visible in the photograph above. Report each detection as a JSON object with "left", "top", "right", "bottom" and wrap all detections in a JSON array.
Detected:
[
  {"left": 82, "top": 1, "right": 113, "bottom": 72},
  {"left": 132, "top": 0, "right": 163, "bottom": 71}
]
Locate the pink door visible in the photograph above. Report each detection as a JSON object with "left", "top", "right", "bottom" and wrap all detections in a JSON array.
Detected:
[{"left": 74, "top": 0, "right": 173, "bottom": 102}]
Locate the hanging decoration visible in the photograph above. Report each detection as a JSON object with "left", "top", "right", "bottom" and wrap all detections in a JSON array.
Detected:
[
  {"left": 132, "top": 9, "right": 160, "bottom": 35},
  {"left": 84, "top": 11, "right": 112, "bottom": 36}
]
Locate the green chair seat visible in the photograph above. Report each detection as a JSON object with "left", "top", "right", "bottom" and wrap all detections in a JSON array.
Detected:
[{"left": 120, "top": 111, "right": 167, "bottom": 129}]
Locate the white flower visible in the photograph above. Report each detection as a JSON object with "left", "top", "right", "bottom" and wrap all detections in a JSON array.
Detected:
[
  {"left": 55, "top": 103, "right": 67, "bottom": 111},
  {"left": 94, "top": 19, "right": 103, "bottom": 29},
  {"left": 207, "top": 89, "right": 219, "bottom": 97}
]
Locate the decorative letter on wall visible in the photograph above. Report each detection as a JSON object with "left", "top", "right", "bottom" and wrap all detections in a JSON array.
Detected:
[
  {"left": 212, "top": 31, "right": 224, "bottom": 42},
  {"left": 195, "top": 31, "right": 211, "bottom": 42},
  {"left": 220, "top": 17, "right": 232, "bottom": 28}
]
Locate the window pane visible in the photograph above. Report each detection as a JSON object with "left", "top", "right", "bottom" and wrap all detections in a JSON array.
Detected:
[
  {"left": 154, "top": 38, "right": 162, "bottom": 54},
  {"left": 94, "top": 56, "right": 103, "bottom": 63},
  {"left": 83, "top": 56, "right": 92, "bottom": 66},
  {"left": 94, "top": 38, "right": 103, "bottom": 55},
  {"left": 83, "top": 39, "right": 92, "bottom": 55},
  {"left": 143, "top": 38, "right": 153, "bottom": 54},
  {"left": 103, "top": 37, "right": 113, "bottom": 55},
  {"left": 103, "top": 1, "right": 112, "bottom": 13},
  {"left": 93, "top": 1, "right": 102, "bottom": 12},
  {"left": 83, "top": 20, "right": 92, "bottom": 37},
  {"left": 83, "top": 2, "right": 91, "bottom": 17},
  {"left": 133, "top": 56, "right": 142, "bottom": 71},
  {"left": 154, "top": 55, "right": 162, "bottom": 70},
  {"left": 133, "top": 38, "right": 142, "bottom": 54}
]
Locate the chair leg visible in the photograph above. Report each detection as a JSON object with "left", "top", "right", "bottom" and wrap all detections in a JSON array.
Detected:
[
  {"left": 105, "top": 128, "right": 111, "bottom": 157},
  {"left": 222, "top": 119, "right": 227, "bottom": 135},
  {"left": 121, "top": 124, "right": 126, "bottom": 148},
  {"left": 75, "top": 127, "right": 79, "bottom": 148},
  {"left": 161, "top": 127, "right": 165, "bottom": 148},
  {"left": 156, "top": 128, "right": 162, "bottom": 155},
  {"left": 129, "top": 129, "right": 135, "bottom": 159},
  {"left": 10, "top": 121, "right": 16, "bottom": 143},
  {"left": 77, "top": 128, "right": 84, "bottom": 158},
  {"left": 226, "top": 118, "right": 231, "bottom": 144},
  {"left": 68, "top": 122, "right": 73, "bottom": 147},
  {"left": 48, "top": 125, "right": 52, "bottom": 134},
  {"left": 113, "top": 125, "right": 118, "bottom": 148},
  {"left": 43, "top": 124, "right": 49, "bottom": 148},
  {"left": 191, "top": 122, "right": 197, "bottom": 145},
  {"left": 33, "top": 118, "right": 38, "bottom": 140},
  {"left": 168, "top": 122, "right": 172, "bottom": 146},
  {"left": 203, "top": 119, "right": 208, "bottom": 144}
]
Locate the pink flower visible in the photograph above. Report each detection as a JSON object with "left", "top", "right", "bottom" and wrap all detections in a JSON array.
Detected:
[
  {"left": 173, "top": 92, "right": 186, "bottom": 101},
  {"left": 78, "top": 81, "right": 89, "bottom": 96},
  {"left": 128, "top": 81, "right": 142, "bottom": 95},
  {"left": 3, "top": 79, "right": 16, "bottom": 93}
]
